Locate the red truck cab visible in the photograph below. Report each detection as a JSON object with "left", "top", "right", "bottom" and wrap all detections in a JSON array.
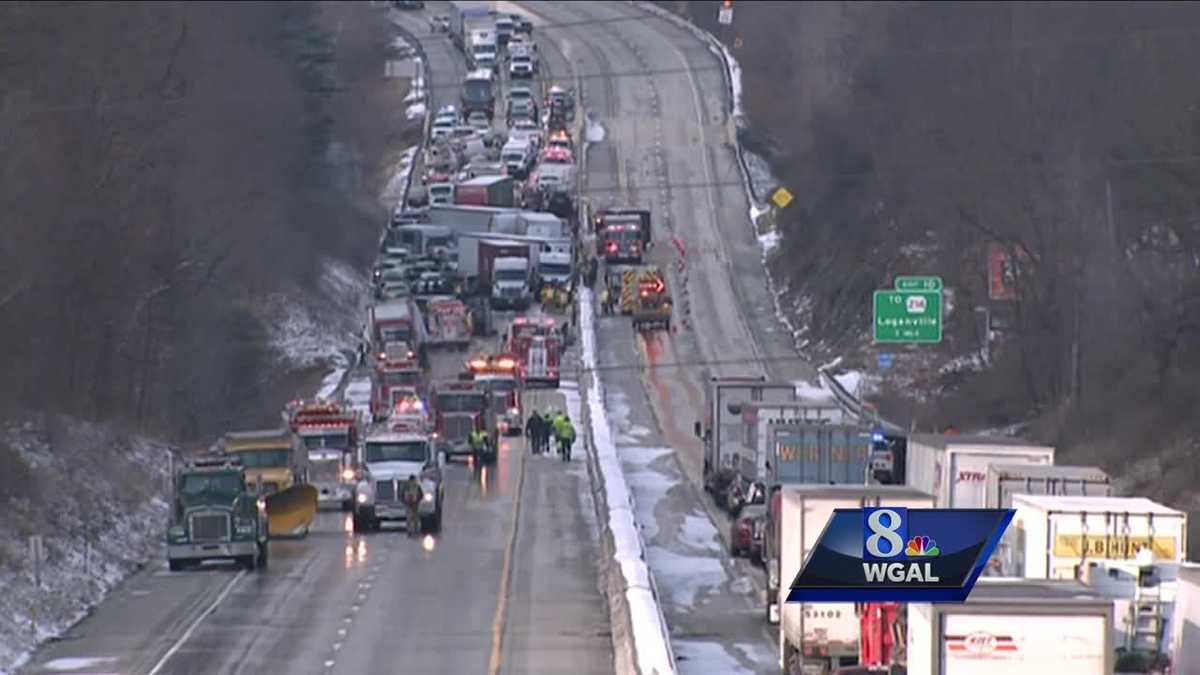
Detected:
[
  {"left": 370, "top": 346, "right": 426, "bottom": 421},
  {"left": 465, "top": 354, "right": 522, "bottom": 436},
  {"left": 429, "top": 380, "right": 489, "bottom": 459},
  {"left": 505, "top": 317, "right": 559, "bottom": 387}
]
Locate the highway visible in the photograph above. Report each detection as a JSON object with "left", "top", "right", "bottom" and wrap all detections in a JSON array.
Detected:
[{"left": 22, "top": 2, "right": 807, "bottom": 673}]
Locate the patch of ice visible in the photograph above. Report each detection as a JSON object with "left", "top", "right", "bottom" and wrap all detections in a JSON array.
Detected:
[
  {"left": 674, "top": 641, "right": 756, "bottom": 675},
  {"left": 585, "top": 117, "right": 606, "bottom": 143},
  {"left": 405, "top": 101, "right": 427, "bottom": 122},
  {"left": 43, "top": 656, "right": 118, "bottom": 672},
  {"left": 646, "top": 546, "right": 726, "bottom": 607},
  {"left": 578, "top": 287, "right": 676, "bottom": 673},
  {"left": 679, "top": 515, "right": 721, "bottom": 553}
]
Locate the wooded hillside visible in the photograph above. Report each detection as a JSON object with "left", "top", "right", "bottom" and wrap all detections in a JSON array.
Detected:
[
  {"left": 0, "top": 2, "right": 406, "bottom": 440},
  {"left": 667, "top": 1, "right": 1200, "bottom": 480}
]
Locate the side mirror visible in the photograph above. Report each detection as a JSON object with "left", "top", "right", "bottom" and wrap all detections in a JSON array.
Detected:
[{"left": 694, "top": 421, "right": 702, "bottom": 438}]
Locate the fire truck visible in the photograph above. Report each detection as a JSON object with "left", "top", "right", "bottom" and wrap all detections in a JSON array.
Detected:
[
  {"left": 594, "top": 208, "right": 651, "bottom": 264},
  {"left": 630, "top": 266, "right": 672, "bottom": 332},
  {"left": 425, "top": 296, "right": 472, "bottom": 349},
  {"left": 465, "top": 353, "right": 523, "bottom": 436},
  {"left": 429, "top": 379, "right": 494, "bottom": 463},
  {"left": 370, "top": 343, "right": 428, "bottom": 422},
  {"left": 504, "top": 316, "right": 560, "bottom": 388},
  {"left": 286, "top": 399, "right": 360, "bottom": 510}
]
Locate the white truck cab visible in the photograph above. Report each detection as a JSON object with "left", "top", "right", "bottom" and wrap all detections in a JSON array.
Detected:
[
  {"left": 491, "top": 256, "right": 532, "bottom": 309},
  {"left": 538, "top": 250, "right": 572, "bottom": 287},
  {"left": 353, "top": 430, "right": 444, "bottom": 533}
]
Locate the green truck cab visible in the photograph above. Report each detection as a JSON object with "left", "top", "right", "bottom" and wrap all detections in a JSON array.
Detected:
[{"left": 166, "top": 456, "right": 268, "bottom": 572}]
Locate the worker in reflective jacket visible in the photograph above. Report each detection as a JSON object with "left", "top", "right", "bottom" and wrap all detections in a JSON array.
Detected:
[{"left": 468, "top": 428, "right": 489, "bottom": 461}]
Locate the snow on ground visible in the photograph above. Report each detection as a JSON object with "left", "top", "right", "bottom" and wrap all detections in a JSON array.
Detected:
[
  {"left": 381, "top": 145, "right": 419, "bottom": 211},
  {"left": 0, "top": 420, "right": 172, "bottom": 674},
  {"left": 757, "top": 231, "right": 780, "bottom": 255},
  {"left": 603, "top": 390, "right": 654, "bottom": 445},
  {"left": 263, "top": 257, "right": 365, "bottom": 370},
  {"left": 42, "top": 656, "right": 118, "bottom": 672},
  {"left": 742, "top": 149, "right": 775, "bottom": 203},
  {"left": 585, "top": 115, "right": 606, "bottom": 143},
  {"left": 834, "top": 370, "right": 864, "bottom": 398},
  {"left": 577, "top": 287, "right": 676, "bottom": 674},
  {"left": 405, "top": 101, "right": 427, "bottom": 121}
]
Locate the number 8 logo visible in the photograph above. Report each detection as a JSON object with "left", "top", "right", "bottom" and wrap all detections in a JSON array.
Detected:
[{"left": 865, "top": 509, "right": 904, "bottom": 558}]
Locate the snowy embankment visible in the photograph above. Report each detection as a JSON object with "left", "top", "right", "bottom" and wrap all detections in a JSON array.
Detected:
[
  {"left": 577, "top": 288, "right": 677, "bottom": 675},
  {"left": 0, "top": 421, "right": 172, "bottom": 674},
  {"left": 263, "top": 257, "right": 368, "bottom": 381}
]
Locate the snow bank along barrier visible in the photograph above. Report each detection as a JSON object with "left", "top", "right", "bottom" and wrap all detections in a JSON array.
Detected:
[
  {"left": 576, "top": 73, "right": 677, "bottom": 672},
  {"left": 578, "top": 287, "right": 677, "bottom": 675}
]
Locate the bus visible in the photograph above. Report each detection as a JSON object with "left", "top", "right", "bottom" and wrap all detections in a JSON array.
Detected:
[{"left": 461, "top": 69, "right": 495, "bottom": 119}]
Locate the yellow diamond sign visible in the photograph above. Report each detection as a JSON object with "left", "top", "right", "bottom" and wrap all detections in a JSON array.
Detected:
[{"left": 771, "top": 187, "right": 794, "bottom": 209}]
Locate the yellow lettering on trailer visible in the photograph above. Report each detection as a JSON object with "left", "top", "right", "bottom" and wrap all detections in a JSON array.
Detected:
[{"left": 1053, "top": 534, "right": 1177, "bottom": 560}]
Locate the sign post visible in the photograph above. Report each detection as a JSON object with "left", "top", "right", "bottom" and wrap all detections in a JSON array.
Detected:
[{"left": 873, "top": 289, "right": 943, "bottom": 344}]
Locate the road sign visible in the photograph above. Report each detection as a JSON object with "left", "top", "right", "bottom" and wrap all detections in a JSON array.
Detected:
[
  {"left": 771, "top": 186, "right": 793, "bottom": 209},
  {"left": 877, "top": 353, "right": 893, "bottom": 369},
  {"left": 718, "top": 6, "right": 733, "bottom": 24},
  {"left": 894, "top": 276, "right": 942, "bottom": 292},
  {"left": 873, "top": 290, "right": 942, "bottom": 343}
]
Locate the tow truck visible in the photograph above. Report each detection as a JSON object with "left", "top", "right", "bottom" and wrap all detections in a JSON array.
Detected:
[
  {"left": 630, "top": 266, "right": 672, "bottom": 331},
  {"left": 425, "top": 296, "right": 473, "bottom": 349},
  {"left": 464, "top": 353, "right": 523, "bottom": 436},
  {"left": 429, "top": 380, "right": 495, "bottom": 463},
  {"left": 285, "top": 399, "right": 360, "bottom": 511},
  {"left": 370, "top": 342, "right": 428, "bottom": 422}
]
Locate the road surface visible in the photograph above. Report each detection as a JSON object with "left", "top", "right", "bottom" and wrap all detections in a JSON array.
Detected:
[{"left": 22, "top": 5, "right": 609, "bottom": 675}]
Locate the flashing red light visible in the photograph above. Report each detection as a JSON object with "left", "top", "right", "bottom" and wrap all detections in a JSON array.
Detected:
[
  {"left": 496, "top": 358, "right": 516, "bottom": 370},
  {"left": 606, "top": 241, "right": 618, "bottom": 253}
]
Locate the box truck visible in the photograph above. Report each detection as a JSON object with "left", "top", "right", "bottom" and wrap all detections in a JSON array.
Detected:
[
  {"left": 1170, "top": 562, "right": 1200, "bottom": 674},
  {"left": 906, "top": 434, "right": 1054, "bottom": 509},
  {"left": 777, "top": 485, "right": 934, "bottom": 672},
  {"left": 906, "top": 578, "right": 1113, "bottom": 675},
  {"left": 985, "top": 464, "right": 1111, "bottom": 509},
  {"left": 1010, "top": 495, "right": 1187, "bottom": 581}
]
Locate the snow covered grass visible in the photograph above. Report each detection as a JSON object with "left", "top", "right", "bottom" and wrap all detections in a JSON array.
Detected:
[
  {"left": 578, "top": 287, "right": 677, "bottom": 675},
  {"left": 381, "top": 145, "right": 419, "bottom": 211},
  {"left": 264, "top": 257, "right": 366, "bottom": 371},
  {"left": 757, "top": 230, "right": 780, "bottom": 255},
  {"left": 0, "top": 419, "right": 172, "bottom": 674}
]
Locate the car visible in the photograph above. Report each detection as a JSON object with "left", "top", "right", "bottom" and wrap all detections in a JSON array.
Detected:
[
  {"left": 431, "top": 118, "right": 455, "bottom": 139},
  {"left": 452, "top": 125, "right": 478, "bottom": 140},
  {"left": 730, "top": 503, "right": 767, "bottom": 558},
  {"left": 509, "top": 54, "right": 534, "bottom": 79},
  {"left": 467, "top": 111, "right": 491, "bottom": 132},
  {"left": 508, "top": 98, "right": 537, "bottom": 121},
  {"left": 501, "top": 139, "right": 535, "bottom": 179},
  {"left": 509, "top": 85, "right": 535, "bottom": 103},
  {"left": 511, "top": 118, "right": 543, "bottom": 145},
  {"left": 436, "top": 104, "right": 458, "bottom": 119},
  {"left": 474, "top": 51, "right": 498, "bottom": 74},
  {"left": 511, "top": 14, "right": 533, "bottom": 34},
  {"left": 429, "top": 15, "right": 449, "bottom": 32}
]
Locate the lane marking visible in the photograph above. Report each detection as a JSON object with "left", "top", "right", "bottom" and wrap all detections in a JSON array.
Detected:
[
  {"left": 487, "top": 395, "right": 531, "bottom": 675},
  {"left": 146, "top": 570, "right": 245, "bottom": 675}
]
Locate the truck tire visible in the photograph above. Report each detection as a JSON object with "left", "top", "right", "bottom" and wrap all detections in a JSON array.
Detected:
[{"left": 168, "top": 558, "right": 186, "bottom": 572}]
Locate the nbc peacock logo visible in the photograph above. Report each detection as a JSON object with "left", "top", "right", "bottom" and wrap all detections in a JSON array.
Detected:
[{"left": 905, "top": 535, "right": 940, "bottom": 557}]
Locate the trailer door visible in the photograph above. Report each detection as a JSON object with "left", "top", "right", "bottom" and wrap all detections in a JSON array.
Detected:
[{"left": 939, "top": 613, "right": 1106, "bottom": 674}]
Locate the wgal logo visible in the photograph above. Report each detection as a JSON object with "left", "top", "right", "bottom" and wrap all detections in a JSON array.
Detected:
[{"left": 861, "top": 508, "right": 940, "bottom": 583}]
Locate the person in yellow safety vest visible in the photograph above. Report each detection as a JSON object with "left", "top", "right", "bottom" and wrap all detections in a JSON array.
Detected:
[
  {"left": 555, "top": 285, "right": 570, "bottom": 311},
  {"left": 553, "top": 414, "right": 576, "bottom": 460},
  {"left": 468, "top": 428, "right": 489, "bottom": 461},
  {"left": 540, "top": 284, "right": 556, "bottom": 311}
]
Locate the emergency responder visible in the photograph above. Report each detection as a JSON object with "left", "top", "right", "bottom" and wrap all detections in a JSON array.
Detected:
[
  {"left": 468, "top": 428, "right": 489, "bottom": 462},
  {"left": 600, "top": 287, "right": 613, "bottom": 315},
  {"left": 402, "top": 474, "right": 423, "bottom": 537},
  {"left": 526, "top": 411, "right": 545, "bottom": 454},
  {"left": 540, "top": 283, "right": 556, "bottom": 311},
  {"left": 554, "top": 414, "right": 577, "bottom": 461}
]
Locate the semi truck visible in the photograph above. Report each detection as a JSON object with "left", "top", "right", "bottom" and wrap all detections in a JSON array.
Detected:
[
  {"left": 905, "top": 433, "right": 1054, "bottom": 509},
  {"left": 367, "top": 298, "right": 427, "bottom": 367},
  {"left": 906, "top": 578, "right": 1114, "bottom": 675},
  {"left": 594, "top": 208, "right": 651, "bottom": 260},
  {"left": 454, "top": 175, "right": 515, "bottom": 208},
  {"left": 166, "top": 455, "right": 269, "bottom": 571},
  {"left": 286, "top": 399, "right": 360, "bottom": 511},
  {"left": 1009, "top": 494, "right": 1187, "bottom": 581},
  {"left": 776, "top": 485, "right": 935, "bottom": 672},
  {"left": 448, "top": 1, "right": 491, "bottom": 51},
  {"left": 353, "top": 428, "right": 445, "bottom": 534},
  {"left": 695, "top": 377, "right": 811, "bottom": 498},
  {"left": 429, "top": 379, "right": 493, "bottom": 462}
]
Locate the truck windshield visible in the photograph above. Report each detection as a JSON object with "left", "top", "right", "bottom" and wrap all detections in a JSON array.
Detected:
[
  {"left": 436, "top": 393, "right": 486, "bottom": 412},
  {"left": 180, "top": 472, "right": 242, "bottom": 497},
  {"left": 385, "top": 370, "right": 420, "bottom": 387},
  {"left": 301, "top": 433, "right": 349, "bottom": 449},
  {"left": 541, "top": 263, "right": 570, "bottom": 276},
  {"left": 463, "top": 80, "right": 492, "bottom": 104},
  {"left": 233, "top": 450, "right": 290, "bottom": 468},
  {"left": 364, "top": 442, "right": 427, "bottom": 463},
  {"left": 380, "top": 327, "right": 411, "bottom": 342},
  {"left": 494, "top": 269, "right": 527, "bottom": 282}
]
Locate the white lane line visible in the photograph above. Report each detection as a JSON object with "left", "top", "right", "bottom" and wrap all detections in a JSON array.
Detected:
[{"left": 146, "top": 570, "right": 246, "bottom": 675}]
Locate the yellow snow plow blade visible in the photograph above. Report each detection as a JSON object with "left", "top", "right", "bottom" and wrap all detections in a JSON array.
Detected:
[{"left": 264, "top": 484, "right": 318, "bottom": 538}]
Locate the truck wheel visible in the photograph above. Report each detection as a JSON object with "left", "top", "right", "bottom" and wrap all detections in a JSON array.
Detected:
[{"left": 168, "top": 558, "right": 186, "bottom": 572}]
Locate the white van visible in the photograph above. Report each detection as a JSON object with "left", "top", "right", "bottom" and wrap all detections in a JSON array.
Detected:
[{"left": 501, "top": 140, "right": 534, "bottom": 179}]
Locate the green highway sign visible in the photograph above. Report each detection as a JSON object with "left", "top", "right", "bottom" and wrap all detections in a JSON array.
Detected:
[
  {"left": 873, "top": 290, "right": 942, "bottom": 343},
  {"left": 895, "top": 276, "right": 943, "bottom": 292}
]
